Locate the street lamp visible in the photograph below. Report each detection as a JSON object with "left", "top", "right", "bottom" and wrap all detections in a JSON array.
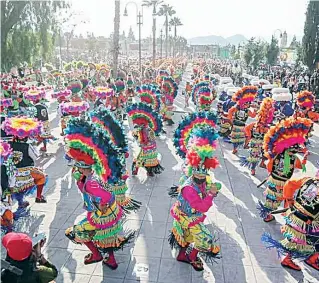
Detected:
[{"left": 124, "top": 2, "right": 143, "bottom": 74}]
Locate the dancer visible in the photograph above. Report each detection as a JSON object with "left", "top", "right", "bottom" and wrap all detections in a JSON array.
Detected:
[
  {"left": 169, "top": 126, "right": 221, "bottom": 271},
  {"left": 272, "top": 88, "right": 294, "bottom": 122},
  {"left": 3, "top": 117, "right": 48, "bottom": 207},
  {"left": 262, "top": 169, "right": 319, "bottom": 271},
  {"left": 257, "top": 117, "right": 313, "bottom": 222},
  {"left": 228, "top": 86, "right": 258, "bottom": 154},
  {"left": 160, "top": 76, "right": 178, "bottom": 126},
  {"left": 90, "top": 107, "right": 141, "bottom": 213},
  {"left": 127, "top": 103, "right": 164, "bottom": 177},
  {"left": 294, "top": 90, "right": 319, "bottom": 122},
  {"left": 64, "top": 118, "right": 134, "bottom": 269},
  {"left": 240, "top": 97, "right": 275, "bottom": 175}
]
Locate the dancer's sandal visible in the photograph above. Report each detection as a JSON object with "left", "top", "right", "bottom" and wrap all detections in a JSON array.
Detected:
[
  {"left": 102, "top": 257, "right": 118, "bottom": 270},
  {"left": 84, "top": 253, "right": 103, "bottom": 265},
  {"left": 189, "top": 258, "right": 204, "bottom": 272}
]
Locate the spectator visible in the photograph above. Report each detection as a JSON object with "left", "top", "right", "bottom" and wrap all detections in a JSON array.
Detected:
[{"left": 1, "top": 232, "right": 58, "bottom": 283}]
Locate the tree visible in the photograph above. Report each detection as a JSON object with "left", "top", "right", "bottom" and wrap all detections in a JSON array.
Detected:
[
  {"left": 142, "top": 0, "right": 163, "bottom": 67},
  {"left": 295, "top": 41, "right": 303, "bottom": 67},
  {"left": 302, "top": 1, "right": 319, "bottom": 71},
  {"left": 157, "top": 4, "right": 176, "bottom": 58},
  {"left": 169, "top": 17, "right": 183, "bottom": 58},
  {"left": 266, "top": 35, "right": 279, "bottom": 66},
  {"left": 127, "top": 26, "right": 135, "bottom": 42},
  {"left": 243, "top": 38, "right": 254, "bottom": 67},
  {"left": 243, "top": 38, "right": 266, "bottom": 71},
  {"left": 1, "top": 0, "right": 68, "bottom": 70}
]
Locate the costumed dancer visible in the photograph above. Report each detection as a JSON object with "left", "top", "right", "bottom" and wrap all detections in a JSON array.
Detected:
[
  {"left": 217, "top": 87, "right": 238, "bottom": 141},
  {"left": 261, "top": 166, "right": 319, "bottom": 271},
  {"left": 228, "top": 86, "right": 258, "bottom": 154},
  {"left": 294, "top": 90, "right": 319, "bottom": 122},
  {"left": 90, "top": 108, "right": 141, "bottom": 213},
  {"left": 3, "top": 117, "right": 48, "bottom": 207},
  {"left": 257, "top": 117, "right": 313, "bottom": 222},
  {"left": 195, "top": 86, "right": 214, "bottom": 112},
  {"left": 126, "top": 74, "right": 135, "bottom": 107},
  {"left": 160, "top": 76, "right": 178, "bottom": 126},
  {"left": 272, "top": 88, "right": 294, "bottom": 122},
  {"left": 127, "top": 103, "right": 164, "bottom": 177},
  {"left": 191, "top": 81, "right": 210, "bottom": 112},
  {"left": 136, "top": 84, "right": 161, "bottom": 113},
  {"left": 93, "top": 87, "right": 114, "bottom": 110},
  {"left": 168, "top": 125, "right": 221, "bottom": 271},
  {"left": 240, "top": 97, "right": 275, "bottom": 175},
  {"left": 114, "top": 78, "right": 126, "bottom": 121},
  {"left": 64, "top": 118, "right": 134, "bottom": 269},
  {"left": 256, "top": 84, "right": 274, "bottom": 105}
]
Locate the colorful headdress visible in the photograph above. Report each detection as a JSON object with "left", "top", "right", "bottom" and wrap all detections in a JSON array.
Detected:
[
  {"left": 257, "top": 97, "right": 275, "bottom": 125},
  {"left": 3, "top": 117, "right": 42, "bottom": 139},
  {"left": 0, "top": 142, "right": 12, "bottom": 165},
  {"left": 51, "top": 89, "right": 72, "bottom": 100},
  {"left": 191, "top": 81, "right": 210, "bottom": 105},
  {"left": 271, "top": 88, "right": 292, "bottom": 102},
  {"left": 136, "top": 84, "right": 161, "bottom": 111},
  {"left": 232, "top": 86, "right": 257, "bottom": 106},
  {"left": 61, "top": 101, "right": 89, "bottom": 115},
  {"left": 263, "top": 117, "right": 313, "bottom": 158},
  {"left": 127, "top": 74, "right": 134, "bottom": 87},
  {"left": 24, "top": 88, "right": 45, "bottom": 102},
  {"left": 296, "top": 91, "right": 315, "bottom": 109},
  {"left": 127, "top": 102, "right": 163, "bottom": 135},
  {"left": 65, "top": 118, "right": 123, "bottom": 183},
  {"left": 174, "top": 112, "right": 218, "bottom": 159},
  {"left": 90, "top": 108, "right": 128, "bottom": 154},
  {"left": 156, "top": 70, "right": 170, "bottom": 85},
  {"left": 80, "top": 77, "right": 89, "bottom": 89},
  {"left": 115, "top": 79, "right": 125, "bottom": 93},
  {"left": 0, "top": 98, "right": 13, "bottom": 108},
  {"left": 161, "top": 76, "right": 178, "bottom": 99},
  {"left": 197, "top": 86, "right": 213, "bottom": 108},
  {"left": 93, "top": 86, "right": 114, "bottom": 99},
  {"left": 186, "top": 126, "right": 220, "bottom": 170},
  {"left": 67, "top": 80, "right": 83, "bottom": 94}
]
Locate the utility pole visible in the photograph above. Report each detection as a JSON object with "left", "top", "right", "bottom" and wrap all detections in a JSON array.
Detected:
[
  {"left": 113, "top": 0, "right": 120, "bottom": 78},
  {"left": 160, "top": 29, "right": 163, "bottom": 59},
  {"left": 138, "top": 11, "right": 143, "bottom": 74}
]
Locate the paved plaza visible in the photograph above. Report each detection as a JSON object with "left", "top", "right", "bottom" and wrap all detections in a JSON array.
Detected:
[{"left": 9, "top": 66, "right": 319, "bottom": 283}]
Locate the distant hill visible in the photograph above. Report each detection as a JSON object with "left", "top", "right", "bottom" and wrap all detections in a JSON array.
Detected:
[{"left": 188, "top": 34, "right": 248, "bottom": 46}]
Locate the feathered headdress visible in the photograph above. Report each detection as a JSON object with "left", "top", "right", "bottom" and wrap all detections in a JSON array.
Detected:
[
  {"left": 127, "top": 102, "right": 163, "bottom": 135},
  {"left": 191, "top": 81, "right": 210, "bottom": 105},
  {"left": 232, "top": 86, "right": 257, "bottom": 106},
  {"left": 296, "top": 91, "right": 315, "bottom": 109},
  {"left": 127, "top": 74, "right": 134, "bottom": 87},
  {"left": 197, "top": 86, "right": 213, "bottom": 108},
  {"left": 61, "top": 101, "right": 89, "bottom": 115},
  {"left": 3, "top": 117, "right": 43, "bottom": 139},
  {"left": 257, "top": 97, "right": 275, "bottom": 125},
  {"left": 24, "top": 88, "right": 46, "bottom": 102},
  {"left": 161, "top": 76, "right": 178, "bottom": 100},
  {"left": 90, "top": 107, "right": 128, "bottom": 154},
  {"left": 0, "top": 142, "right": 12, "bottom": 165},
  {"left": 263, "top": 117, "right": 313, "bottom": 158},
  {"left": 174, "top": 112, "right": 218, "bottom": 159},
  {"left": 67, "top": 80, "right": 83, "bottom": 94},
  {"left": 93, "top": 86, "right": 114, "bottom": 99},
  {"left": 51, "top": 89, "right": 72, "bottom": 101},
  {"left": 186, "top": 126, "right": 220, "bottom": 170},
  {"left": 115, "top": 79, "right": 125, "bottom": 93},
  {"left": 0, "top": 98, "right": 13, "bottom": 108},
  {"left": 136, "top": 84, "right": 161, "bottom": 111},
  {"left": 65, "top": 118, "right": 123, "bottom": 183},
  {"left": 156, "top": 70, "right": 170, "bottom": 85}
]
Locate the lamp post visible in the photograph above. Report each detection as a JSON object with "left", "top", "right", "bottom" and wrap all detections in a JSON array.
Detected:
[
  {"left": 160, "top": 29, "right": 163, "bottom": 59},
  {"left": 151, "top": 0, "right": 157, "bottom": 68},
  {"left": 124, "top": 2, "right": 143, "bottom": 74}
]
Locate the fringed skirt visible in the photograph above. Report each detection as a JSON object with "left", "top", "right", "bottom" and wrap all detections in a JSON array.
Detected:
[
  {"left": 11, "top": 167, "right": 46, "bottom": 195},
  {"left": 257, "top": 175, "right": 286, "bottom": 219},
  {"left": 230, "top": 124, "right": 245, "bottom": 146},
  {"left": 219, "top": 118, "right": 232, "bottom": 137},
  {"left": 136, "top": 143, "right": 164, "bottom": 174},
  {"left": 262, "top": 208, "right": 319, "bottom": 259},
  {"left": 66, "top": 202, "right": 134, "bottom": 251},
  {"left": 109, "top": 180, "right": 142, "bottom": 213},
  {"left": 241, "top": 137, "right": 263, "bottom": 169}
]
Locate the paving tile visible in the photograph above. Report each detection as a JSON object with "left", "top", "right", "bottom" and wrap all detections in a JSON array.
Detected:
[
  {"left": 43, "top": 247, "right": 73, "bottom": 271},
  {"left": 47, "top": 229, "right": 77, "bottom": 250},
  {"left": 221, "top": 244, "right": 252, "bottom": 266},
  {"left": 249, "top": 245, "right": 282, "bottom": 268},
  {"left": 55, "top": 272, "right": 91, "bottom": 283},
  {"left": 139, "top": 221, "right": 167, "bottom": 238},
  {"left": 126, "top": 256, "right": 160, "bottom": 282},
  {"left": 253, "top": 267, "right": 302, "bottom": 283},
  {"left": 132, "top": 236, "right": 164, "bottom": 258},
  {"left": 90, "top": 276, "right": 124, "bottom": 283},
  {"left": 158, "top": 258, "right": 192, "bottom": 283},
  {"left": 223, "top": 264, "right": 257, "bottom": 283},
  {"left": 126, "top": 206, "right": 147, "bottom": 221},
  {"left": 93, "top": 254, "right": 130, "bottom": 279},
  {"left": 191, "top": 263, "right": 225, "bottom": 283},
  {"left": 148, "top": 194, "right": 171, "bottom": 209},
  {"left": 144, "top": 205, "right": 169, "bottom": 222},
  {"left": 131, "top": 184, "right": 153, "bottom": 196},
  {"left": 63, "top": 249, "right": 98, "bottom": 275}
]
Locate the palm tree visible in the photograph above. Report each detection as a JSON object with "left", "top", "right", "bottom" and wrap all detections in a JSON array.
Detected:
[
  {"left": 157, "top": 4, "right": 176, "bottom": 58},
  {"left": 113, "top": 0, "right": 120, "bottom": 77},
  {"left": 142, "top": 0, "right": 163, "bottom": 67},
  {"left": 169, "top": 17, "right": 182, "bottom": 57}
]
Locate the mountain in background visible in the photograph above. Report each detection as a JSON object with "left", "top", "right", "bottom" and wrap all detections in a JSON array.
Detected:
[
  {"left": 188, "top": 34, "right": 247, "bottom": 46},
  {"left": 188, "top": 33, "right": 303, "bottom": 46}
]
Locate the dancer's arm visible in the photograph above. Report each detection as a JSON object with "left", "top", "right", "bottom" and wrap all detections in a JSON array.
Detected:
[{"left": 182, "top": 186, "right": 213, "bottom": 213}]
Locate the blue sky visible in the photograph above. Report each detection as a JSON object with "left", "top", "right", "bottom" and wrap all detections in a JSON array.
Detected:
[{"left": 70, "top": 0, "right": 307, "bottom": 40}]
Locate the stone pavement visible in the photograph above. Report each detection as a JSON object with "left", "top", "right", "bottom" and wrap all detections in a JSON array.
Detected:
[{"left": 10, "top": 65, "right": 319, "bottom": 283}]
